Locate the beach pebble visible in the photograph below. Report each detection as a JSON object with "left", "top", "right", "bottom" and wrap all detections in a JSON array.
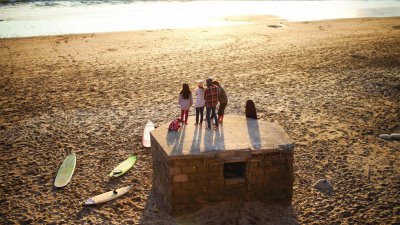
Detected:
[
  {"left": 390, "top": 133, "right": 400, "bottom": 140},
  {"left": 313, "top": 179, "right": 333, "bottom": 191},
  {"left": 379, "top": 134, "right": 391, "bottom": 140}
]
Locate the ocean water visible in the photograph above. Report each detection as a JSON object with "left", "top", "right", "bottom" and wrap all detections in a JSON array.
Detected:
[{"left": 0, "top": 1, "right": 399, "bottom": 38}]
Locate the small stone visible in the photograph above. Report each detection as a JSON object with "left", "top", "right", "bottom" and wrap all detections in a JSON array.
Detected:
[
  {"left": 390, "top": 133, "right": 400, "bottom": 140},
  {"left": 379, "top": 134, "right": 391, "bottom": 140},
  {"left": 313, "top": 179, "right": 333, "bottom": 191}
]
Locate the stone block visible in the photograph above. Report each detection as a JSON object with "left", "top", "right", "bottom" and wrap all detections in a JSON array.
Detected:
[
  {"left": 286, "top": 157, "right": 294, "bottom": 166},
  {"left": 247, "top": 175, "right": 258, "bottom": 184},
  {"left": 207, "top": 193, "right": 223, "bottom": 202},
  {"left": 224, "top": 185, "right": 246, "bottom": 198},
  {"left": 276, "top": 165, "right": 287, "bottom": 174},
  {"left": 172, "top": 182, "right": 181, "bottom": 191},
  {"left": 207, "top": 179, "right": 222, "bottom": 190},
  {"left": 195, "top": 178, "right": 207, "bottom": 187},
  {"left": 180, "top": 181, "right": 196, "bottom": 190},
  {"left": 172, "top": 159, "right": 188, "bottom": 167},
  {"left": 170, "top": 167, "right": 181, "bottom": 175},
  {"left": 252, "top": 168, "right": 265, "bottom": 177},
  {"left": 249, "top": 160, "right": 261, "bottom": 168},
  {"left": 208, "top": 170, "right": 222, "bottom": 179},
  {"left": 189, "top": 173, "right": 205, "bottom": 182},
  {"left": 271, "top": 158, "right": 286, "bottom": 166},
  {"left": 225, "top": 178, "right": 245, "bottom": 186},
  {"left": 268, "top": 151, "right": 282, "bottom": 159},
  {"left": 191, "top": 158, "right": 204, "bottom": 166},
  {"left": 173, "top": 188, "right": 189, "bottom": 198},
  {"left": 173, "top": 174, "right": 188, "bottom": 183},
  {"left": 266, "top": 166, "right": 280, "bottom": 174},
  {"left": 196, "top": 165, "right": 206, "bottom": 172},
  {"left": 263, "top": 159, "right": 273, "bottom": 167},
  {"left": 182, "top": 165, "right": 196, "bottom": 174}
]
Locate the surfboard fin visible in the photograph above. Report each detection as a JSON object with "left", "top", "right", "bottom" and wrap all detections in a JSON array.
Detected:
[
  {"left": 113, "top": 189, "right": 118, "bottom": 194},
  {"left": 85, "top": 198, "right": 95, "bottom": 205},
  {"left": 113, "top": 170, "right": 123, "bottom": 175}
]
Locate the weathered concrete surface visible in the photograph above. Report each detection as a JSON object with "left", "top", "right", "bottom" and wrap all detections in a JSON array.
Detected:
[
  {"left": 150, "top": 115, "right": 295, "bottom": 215},
  {"left": 151, "top": 115, "right": 293, "bottom": 157}
]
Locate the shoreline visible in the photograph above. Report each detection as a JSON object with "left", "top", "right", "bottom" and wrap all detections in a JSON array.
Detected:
[
  {"left": 1, "top": 16, "right": 400, "bottom": 40},
  {"left": 1, "top": 16, "right": 399, "bottom": 224}
]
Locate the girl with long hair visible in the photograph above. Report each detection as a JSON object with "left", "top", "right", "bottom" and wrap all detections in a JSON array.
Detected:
[{"left": 178, "top": 83, "right": 193, "bottom": 125}]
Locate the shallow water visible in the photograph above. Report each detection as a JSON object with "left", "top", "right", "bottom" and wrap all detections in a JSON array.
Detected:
[{"left": 1, "top": 1, "right": 400, "bottom": 38}]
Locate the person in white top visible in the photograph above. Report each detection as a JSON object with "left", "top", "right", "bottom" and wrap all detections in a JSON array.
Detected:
[{"left": 194, "top": 81, "right": 206, "bottom": 125}]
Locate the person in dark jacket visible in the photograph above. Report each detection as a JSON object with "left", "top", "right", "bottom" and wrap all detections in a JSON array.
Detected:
[{"left": 212, "top": 81, "right": 228, "bottom": 123}]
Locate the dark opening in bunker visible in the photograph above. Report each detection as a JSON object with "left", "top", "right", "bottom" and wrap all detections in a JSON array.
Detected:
[{"left": 224, "top": 162, "right": 246, "bottom": 179}]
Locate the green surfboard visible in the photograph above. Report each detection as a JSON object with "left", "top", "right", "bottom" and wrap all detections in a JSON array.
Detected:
[
  {"left": 109, "top": 155, "right": 137, "bottom": 177},
  {"left": 54, "top": 153, "right": 76, "bottom": 188}
]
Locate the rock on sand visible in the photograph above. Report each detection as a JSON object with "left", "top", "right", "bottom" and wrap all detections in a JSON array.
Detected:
[
  {"left": 379, "top": 134, "right": 391, "bottom": 140},
  {"left": 390, "top": 133, "right": 400, "bottom": 140},
  {"left": 313, "top": 179, "right": 333, "bottom": 191}
]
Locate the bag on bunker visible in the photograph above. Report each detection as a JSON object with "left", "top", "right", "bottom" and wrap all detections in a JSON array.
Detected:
[{"left": 168, "top": 118, "right": 182, "bottom": 132}]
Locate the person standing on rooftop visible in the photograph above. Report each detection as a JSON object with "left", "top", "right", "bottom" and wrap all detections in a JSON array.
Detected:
[
  {"left": 204, "top": 78, "right": 219, "bottom": 129},
  {"left": 178, "top": 83, "right": 193, "bottom": 125},
  {"left": 194, "top": 80, "right": 205, "bottom": 125},
  {"left": 212, "top": 81, "right": 228, "bottom": 124}
]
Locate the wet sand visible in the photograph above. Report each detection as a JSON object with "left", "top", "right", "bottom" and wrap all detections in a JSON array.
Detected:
[{"left": 0, "top": 16, "right": 399, "bottom": 224}]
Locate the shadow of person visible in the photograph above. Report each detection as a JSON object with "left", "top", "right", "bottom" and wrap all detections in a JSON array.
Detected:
[
  {"left": 203, "top": 127, "right": 215, "bottom": 152},
  {"left": 173, "top": 201, "right": 299, "bottom": 224},
  {"left": 214, "top": 125, "right": 225, "bottom": 151},
  {"left": 137, "top": 189, "right": 175, "bottom": 224},
  {"left": 246, "top": 118, "right": 261, "bottom": 150},
  {"left": 167, "top": 125, "right": 186, "bottom": 155},
  {"left": 190, "top": 125, "right": 202, "bottom": 154}
]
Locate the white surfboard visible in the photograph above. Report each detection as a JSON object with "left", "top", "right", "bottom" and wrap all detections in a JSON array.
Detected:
[
  {"left": 142, "top": 120, "right": 155, "bottom": 147},
  {"left": 84, "top": 185, "right": 132, "bottom": 205}
]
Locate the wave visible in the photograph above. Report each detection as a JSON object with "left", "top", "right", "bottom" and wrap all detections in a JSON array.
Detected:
[
  {"left": 0, "top": 0, "right": 345, "bottom": 7},
  {"left": 1, "top": 0, "right": 399, "bottom": 38},
  {"left": 0, "top": 0, "right": 167, "bottom": 7}
]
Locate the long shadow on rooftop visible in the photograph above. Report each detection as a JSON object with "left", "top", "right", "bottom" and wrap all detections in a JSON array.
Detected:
[
  {"left": 190, "top": 124, "right": 202, "bottom": 154},
  {"left": 203, "top": 125, "right": 225, "bottom": 152},
  {"left": 214, "top": 125, "right": 225, "bottom": 151},
  {"left": 167, "top": 125, "right": 186, "bottom": 156},
  {"left": 246, "top": 118, "right": 261, "bottom": 150}
]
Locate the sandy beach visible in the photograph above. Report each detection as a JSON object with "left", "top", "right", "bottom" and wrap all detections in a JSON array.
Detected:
[{"left": 0, "top": 16, "right": 399, "bottom": 224}]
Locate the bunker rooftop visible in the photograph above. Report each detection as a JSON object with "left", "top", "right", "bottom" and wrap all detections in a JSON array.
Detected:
[{"left": 149, "top": 115, "right": 294, "bottom": 216}]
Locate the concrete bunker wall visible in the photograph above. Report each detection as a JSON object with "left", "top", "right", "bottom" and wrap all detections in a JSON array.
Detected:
[
  {"left": 150, "top": 139, "right": 294, "bottom": 216},
  {"left": 149, "top": 115, "right": 294, "bottom": 216}
]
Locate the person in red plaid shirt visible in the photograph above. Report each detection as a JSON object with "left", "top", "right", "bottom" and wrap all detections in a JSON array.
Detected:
[{"left": 204, "top": 78, "right": 219, "bottom": 129}]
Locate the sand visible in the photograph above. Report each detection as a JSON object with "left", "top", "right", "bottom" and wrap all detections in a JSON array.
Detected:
[{"left": 1, "top": 16, "right": 399, "bottom": 224}]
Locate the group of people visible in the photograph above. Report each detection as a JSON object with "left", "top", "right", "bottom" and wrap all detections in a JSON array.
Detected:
[{"left": 178, "top": 78, "right": 228, "bottom": 129}]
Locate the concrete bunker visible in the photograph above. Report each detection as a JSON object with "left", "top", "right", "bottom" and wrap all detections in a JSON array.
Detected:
[{"left": 150, "top": 115, "right": 294, "bottom": 216}]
